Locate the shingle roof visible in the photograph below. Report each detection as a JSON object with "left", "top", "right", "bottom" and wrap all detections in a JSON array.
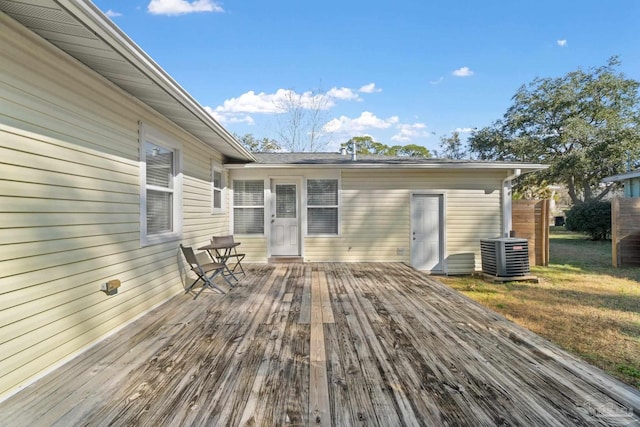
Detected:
[
  {"left": 240, "top": 152, "right": 547, "bottom": 171},
  {"left": 253, "top": 152, "right": 481, "bottom": 165}
]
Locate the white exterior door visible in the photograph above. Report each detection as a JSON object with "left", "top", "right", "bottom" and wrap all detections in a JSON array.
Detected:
[
  {"left": 411, "top": 194, "right": 444, "bottom": 272},
  {"left": 270, "top": 180, "right": 300, "bottom": 256}
]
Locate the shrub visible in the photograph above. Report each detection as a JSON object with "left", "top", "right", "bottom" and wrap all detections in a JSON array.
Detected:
[{"left": 565, "top": 200, "right": 611, "bottom": 240}]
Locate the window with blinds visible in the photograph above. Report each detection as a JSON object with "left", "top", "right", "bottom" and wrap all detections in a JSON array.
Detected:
[
  {"left": 234, "top": 180, "right": 264, "bottom": 234},
  {"left": 139, "top": 123, "right": 182, "bottom": 246},
  {"left": 212, "top": 163, "right": 224, "bottom": 214},
  {"left": 146, "top": 142, "right": 174, "bottom": 235},
  {"left": 307, "top": 179, "right": 338, "bottom": 235}
]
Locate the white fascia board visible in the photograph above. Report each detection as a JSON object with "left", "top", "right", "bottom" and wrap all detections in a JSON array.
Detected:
[
  {"left": 224, "top": 162, "right": 548, "bottom": 171},
  {"left": 58, "top": 0, "right": 254, "bottom": 162},
  {"left": 602, "top": 170, "right": 640, "bottom": 182}
]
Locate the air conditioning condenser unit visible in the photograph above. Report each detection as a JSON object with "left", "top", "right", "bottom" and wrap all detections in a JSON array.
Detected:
[{"left": 480, "top": 237, "right": 530, "bottom": 277}]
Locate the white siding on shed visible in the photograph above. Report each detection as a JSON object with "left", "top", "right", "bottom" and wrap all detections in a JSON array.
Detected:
[{"left": 0, "top": 13, "right": 229, "bottom": 398}]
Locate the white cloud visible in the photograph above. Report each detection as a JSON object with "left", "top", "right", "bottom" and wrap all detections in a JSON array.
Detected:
[
  {"left": 210, "top": 85, "right": 385, "bottom": 130},
  {"left": 105, "top": 9, "right": 122, "bottom": 17},
  {"left": 214, "top": 89, "right": 335, "bottom": 115},
  {"left": 204, "top": 106, "right": 254, "bottom": 125},
  {"left": 214, "top": 90, "right": 283, "bottom": 114},
  {"left": 322, "top": 112, "right": 430, "bottom": 144},
  {"left": 452, "top": 66, "right": 474, "bottom": 77},
  {"left": 454, "top": 127, "right": 475, "bottom": 133},
  {"left": 429, "top": 77, "right": 444, "bottom": 85},
  {"left": 557, "top": 39, "right": 568, "bottom": 47},
  {"left": 391, "top": 123, "right": 429, "bottom": 142},
  {"left": 209, "top": 88, "right": 346, "bottom": 124},
  {"left": 323, "top": 112, "right": 399, "bottom": 134},
  {"left": 358, "top": 83, "right": 382, "bottom": 93},
  {"left": 147, "top": 0, "right": 223, "bottom": 16},
  {"left": 327, "top": 87, "right": 360, "bottom": 101}
]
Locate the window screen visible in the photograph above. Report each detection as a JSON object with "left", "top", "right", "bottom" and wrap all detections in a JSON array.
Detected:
[
  {"left": 307, "top": 179, "right": 338, "bottom": 235},
  {"left": 212, "top": 168, "right": 223, "bottom": 211},
  {"left": 145, "top": 142, "right": 174, "bottom": 236},
  {"left": 234, "top": 180, "right": 264, "bottom": 234}
]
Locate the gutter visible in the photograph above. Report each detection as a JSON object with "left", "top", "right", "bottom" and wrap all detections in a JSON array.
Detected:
[
  {"left": 57, "top": 0, "right": 255, "bottom": 162},
  {"left": 224, "top": 162, "right": 548, "bottom": 171},
  {"left": 502, "top": 168, "right": 521, "bottom": 237}
]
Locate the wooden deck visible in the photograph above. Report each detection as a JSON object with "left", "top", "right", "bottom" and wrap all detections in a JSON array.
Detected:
[{"left": 1, "top": 263, "right": 639, "bottom": 426}]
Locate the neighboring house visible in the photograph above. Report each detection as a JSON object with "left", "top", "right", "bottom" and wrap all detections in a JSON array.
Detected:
[
  {"left": 0, "top": 0, "right": 545, "bottom": 402},
  {"left": 602, "top": 170, "right": 640, "bottom": 197}
]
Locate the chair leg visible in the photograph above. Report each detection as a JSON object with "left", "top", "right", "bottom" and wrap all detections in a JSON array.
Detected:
[
  {"left": 220, "top": 269, "right": 235, "bottom": 288},
  {"left": 190, "top": 267, "right": 229, "bottom": 299},
  {"left": 235, "top": 259, "right": 245, "bottom": 275},
  {"left": 185, "top": 277, "right": 200, "bottom": 293}
]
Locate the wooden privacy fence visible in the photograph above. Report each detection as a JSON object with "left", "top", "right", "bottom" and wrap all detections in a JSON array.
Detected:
[
  {"left": 612, "top": 197, "right": 640, "bottom": 267},
  {"left": 512, "top": 199, "right": 550, "bottom": 266}
]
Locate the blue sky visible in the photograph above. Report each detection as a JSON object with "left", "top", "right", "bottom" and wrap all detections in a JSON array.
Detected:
[{"left": 94, "top": 0, "right": 640, "bottom": 153}]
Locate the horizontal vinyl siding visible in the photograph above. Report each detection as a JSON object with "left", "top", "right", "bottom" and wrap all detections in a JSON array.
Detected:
[
  {"left": 0, "top": 15, "right": 228, "bottom": 398},
  {"left": 228, "top": 168, "right": 505, "bottom": 271},
  {"left": 235, "top": 237, "right": 268, "bottom": 263},
  {"left": 304, "top": 170, "right": 504, "bottom": 273},
  {"left": 446, "top": 192, "right": 502, "bottom": 274},
  {"left": 306, "top": 187, "right": 408, "bottom": 262}
]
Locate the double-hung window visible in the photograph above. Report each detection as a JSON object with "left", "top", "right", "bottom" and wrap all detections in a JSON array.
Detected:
[
  {"left": 233, "top": 180, "right": 264, "bottom": 234},
  {"left": 307, "top": 179, "right": 339, "bottom": 235},
  {"left": 212, "top": 163, "right": 225, "bottom": 214},
  {"left": 140, "top": 123, "right": 182, "bottom": 246}
]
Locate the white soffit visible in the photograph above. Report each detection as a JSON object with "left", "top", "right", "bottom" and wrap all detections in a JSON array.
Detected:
[{"left": 0, "top": 0, "right": 254, "bottom": 162}]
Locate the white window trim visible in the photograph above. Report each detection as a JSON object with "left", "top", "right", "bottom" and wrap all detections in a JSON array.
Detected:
[
  {"left": 139, "top": 122, "right": 183, "bottom": 247},
  {"left": 211, "top": 161, "right": 225, "bottom": 215},
  {"left": 305, "top": 177, "right": 341, "bottom": 237}
]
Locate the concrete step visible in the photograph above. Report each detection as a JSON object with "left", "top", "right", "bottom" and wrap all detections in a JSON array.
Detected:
[{"left": 268, "top": 256, "right": 304, "bottom": 264}]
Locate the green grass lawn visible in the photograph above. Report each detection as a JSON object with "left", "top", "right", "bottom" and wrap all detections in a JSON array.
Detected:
[{"left": 441, "top": 227, "right": 640, "bottom": 388}]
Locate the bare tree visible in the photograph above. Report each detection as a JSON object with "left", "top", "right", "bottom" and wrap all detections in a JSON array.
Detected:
[{"left": 275, "top": 88, "right": 331, "bottom": 152}]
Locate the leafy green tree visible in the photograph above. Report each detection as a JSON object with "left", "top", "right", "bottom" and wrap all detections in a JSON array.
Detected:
[
  {"left": 435, "top": 131, "right": 468, "bottom": 159},
  {"left": 468, "top": 57, "right": 640, "bottom": 204},
  {"left": 393, "top": 144, "right": 431, "bottom": 157},
  {"left": 341, "top": 136, "right": 430, "bottom": 158},
  {"left": 341, "top": 136, "right": 389, "bottom": 155},
  {"left": 235, "top": 134, "right": 281, "bottom": 152}
]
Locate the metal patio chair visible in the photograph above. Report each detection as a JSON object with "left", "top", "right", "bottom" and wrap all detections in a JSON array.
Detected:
[
  {"left": 180, "top": 244, "right": 234, "bottom": 299},
  {"left": 210, "top": 235, "right": 246, "bottom": 277}
]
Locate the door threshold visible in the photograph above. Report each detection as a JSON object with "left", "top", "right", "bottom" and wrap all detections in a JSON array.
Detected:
[{"left": 268, "top": 256, "right": 304, "bottom": 264}]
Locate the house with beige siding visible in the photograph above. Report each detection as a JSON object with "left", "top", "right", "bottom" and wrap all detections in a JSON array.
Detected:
[
  {"left": 0, "top": 0, "right": 545, "bottom": 402},
  {"left": 227, "top": 153, "right": 544, "bottom": 274},
  {"left": 0, "top": 0, "right": 254, "bottom": 400}
]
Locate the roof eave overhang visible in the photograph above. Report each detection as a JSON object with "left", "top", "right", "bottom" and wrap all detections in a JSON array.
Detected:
[
  {"left": 602, "top": 172, "right": 640, "bottom": 183},
  {"left": 1, "top": 0, "right": 255, "bottom": 162},
  {"left": 61, "top": 0, "right": 255, "bottom": 162},
  {"left": 225, "top": 162, "right": 549, "bottom": 171}
]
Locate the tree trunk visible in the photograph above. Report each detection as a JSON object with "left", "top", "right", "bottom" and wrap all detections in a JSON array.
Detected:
[{"left": 567, "top": 177, "right": 579, "bottom": 204}]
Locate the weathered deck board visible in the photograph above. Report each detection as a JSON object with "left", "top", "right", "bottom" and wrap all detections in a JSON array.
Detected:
[{"left": 0, "top": 263, "right": 638, "bottom": 427}]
